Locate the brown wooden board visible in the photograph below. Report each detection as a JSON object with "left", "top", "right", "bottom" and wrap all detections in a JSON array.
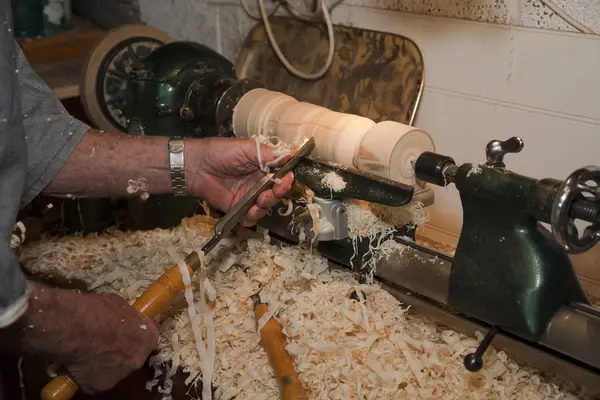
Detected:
[
  {"left": 31, "top": 59, "right": 83, "bottom": 100},
  {"left": 235, "top": 17, "right": 425, "bottom": 126},
  {"left": 18, "top": 17, "right": 106, "bottom": 65}
]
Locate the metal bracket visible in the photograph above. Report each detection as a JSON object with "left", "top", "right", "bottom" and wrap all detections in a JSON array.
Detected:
[{"left": 303, "top": 198, "right": 349, "bottom": 242}]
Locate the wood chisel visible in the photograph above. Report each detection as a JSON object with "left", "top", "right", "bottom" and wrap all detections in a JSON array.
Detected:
[{"left": 41, "top": 137, "right": 315, "bottom": 400}]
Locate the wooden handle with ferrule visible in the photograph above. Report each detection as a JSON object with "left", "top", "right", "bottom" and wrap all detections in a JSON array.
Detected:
[
  {"left": 255, "top": 303, "right": 308, "bottom": 400},
  {"left": 41, "top": 253, "right": 201, "bottom": 400}
]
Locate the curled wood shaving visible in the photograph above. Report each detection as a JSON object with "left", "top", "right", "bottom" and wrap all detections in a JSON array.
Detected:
[
  {"left": 177, "top": 258, "right": 212, "bottom": 400},
  {"left": 11, "top": 221, "right": 26, "bottom": 249},
  {"left": 278, "top": 198, "right": 294, "bottom": 216},
  {"left": 126, "top": 178, "right": 149, "bottom": 194}
]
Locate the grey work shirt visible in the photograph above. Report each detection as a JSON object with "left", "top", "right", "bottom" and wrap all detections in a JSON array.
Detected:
[{"left": 0, "top": 1, "right": 90, "bottom": 327}]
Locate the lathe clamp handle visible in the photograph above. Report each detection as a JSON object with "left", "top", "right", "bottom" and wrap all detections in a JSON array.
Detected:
[{"left": 485, "top": 137, "right": 524, "bottom": 168}]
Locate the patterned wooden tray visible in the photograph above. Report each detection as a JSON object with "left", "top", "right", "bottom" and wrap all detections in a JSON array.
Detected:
[{"left": 235, "top": 17, "right": 425, "bottom": 126}]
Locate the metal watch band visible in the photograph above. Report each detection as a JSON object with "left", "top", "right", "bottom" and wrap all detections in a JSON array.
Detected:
[{"left": 168, "top": 137, "right": 187, "bottom": 196}]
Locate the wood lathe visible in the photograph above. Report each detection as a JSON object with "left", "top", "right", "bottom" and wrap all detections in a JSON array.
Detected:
[{"left": 40, "top": 24, "right": 600, "bottom": 397}]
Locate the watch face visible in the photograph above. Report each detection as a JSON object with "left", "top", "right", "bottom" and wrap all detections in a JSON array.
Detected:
[{"left": 127, "top": 117, "right": 145, "bottom": 135}]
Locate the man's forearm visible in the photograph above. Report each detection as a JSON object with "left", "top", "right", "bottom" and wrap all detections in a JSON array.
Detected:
[{"left": 44, "top": 129, "right": 201, "bottom": 198}]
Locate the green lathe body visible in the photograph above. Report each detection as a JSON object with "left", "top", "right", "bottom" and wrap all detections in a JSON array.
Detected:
[{"left": 448, "top": 165, "right": 589, "bottom": 341}]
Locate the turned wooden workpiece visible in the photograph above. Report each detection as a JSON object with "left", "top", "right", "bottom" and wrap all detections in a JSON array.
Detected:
[
  {"left": 232, "top": 88, "right": 435, "bottom": 187},
  {"left": 254, "top": 299, "right": 308, "bottom": 400},
  {"left": 40, "top": 253, "right": 201, "bottom": 400}
]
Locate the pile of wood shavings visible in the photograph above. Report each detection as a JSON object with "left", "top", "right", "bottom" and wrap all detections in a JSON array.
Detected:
[
  {"left": 18, "top": 216, "right": 588, "bottom": 400},
  {"left": 19, "top": 216, "right": 216, "bottom": 300},
  {"left": 344, "top": 200, "right": 428, "bottom": 239}
]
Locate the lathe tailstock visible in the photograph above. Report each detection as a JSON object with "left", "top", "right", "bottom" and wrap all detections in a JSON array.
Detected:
[{"left": 412, "top": 138, "right": 600, "bottom": 379}]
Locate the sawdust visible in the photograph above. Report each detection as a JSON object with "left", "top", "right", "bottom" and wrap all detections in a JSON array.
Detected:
[
  {"left": 467, "top": 164, "right": 483, "bottom": 177},
  {"left": 322, "top": 171, "right": 347, "bottom": 193},
  {"left": 18, "top": 216, "right": 589, "bottom": 400}
]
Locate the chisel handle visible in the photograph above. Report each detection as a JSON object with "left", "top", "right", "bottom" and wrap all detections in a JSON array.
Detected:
[
  {"left": 41, "top": 254, "right": 199, "bottom": 400},
  {"left": 255, "top": 303, "right": 308, "bottom": 400}
]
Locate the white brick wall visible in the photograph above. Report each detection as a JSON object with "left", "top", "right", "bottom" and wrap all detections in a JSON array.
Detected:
[{"left": 139, "top": 0, "right": 255, "bottom": 61}]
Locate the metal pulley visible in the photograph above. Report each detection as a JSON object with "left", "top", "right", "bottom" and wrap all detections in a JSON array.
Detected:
[{"left": 81, "top": 24, "right": 174, "bottom": 132}]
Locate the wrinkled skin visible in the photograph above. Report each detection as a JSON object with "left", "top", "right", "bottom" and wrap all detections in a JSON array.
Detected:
[{"left": 65, "top": 293, "right": 159, "bottom": 393}]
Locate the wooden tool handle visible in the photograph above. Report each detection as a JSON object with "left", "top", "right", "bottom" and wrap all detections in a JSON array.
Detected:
[
  {"left": 40, "top": 376, "right": 78, "bottom": 400},
  {"left": 255, "top": 303, "right": 308, "bottom": 400},
  {"left": 41, "top": 255, "right": 199, "bottom": 400}
]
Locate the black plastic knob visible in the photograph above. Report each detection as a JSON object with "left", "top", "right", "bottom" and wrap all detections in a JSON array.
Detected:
[
  {"left": 463, "top": 353, "right": 484, "bottom": 372},
  {"left": 414, "top": 152, "right": 456, "bottom": 187},
  {"left": 463, "top": 326, "right": 498, "bottom": 373}
]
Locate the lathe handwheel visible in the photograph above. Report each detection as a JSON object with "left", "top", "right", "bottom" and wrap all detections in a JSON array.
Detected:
[{"left": 551, "top": 166, "right": 600, "bottom": 253}]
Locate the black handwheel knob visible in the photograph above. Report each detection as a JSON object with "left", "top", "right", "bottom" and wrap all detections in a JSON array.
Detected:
[
  {"left": 463, "top": 352, "right": 483, "bottom": 372},
  {"left": 463, "top": 326, "right": 499, "bottom": 373}
]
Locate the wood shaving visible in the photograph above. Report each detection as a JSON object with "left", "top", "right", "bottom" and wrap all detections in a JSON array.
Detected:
[
  {"left": 11, "top": 221, "right": 26, "bottom": 249},
  {"left": 252, "top": 133, "right": 293, "bottom": 173},
  {"left": 278, "top": 198, "right": 294, "bottom": 216},
  {"left": 19, "top": 216, "right": 587, "bottom": 400},
  {"left": 178, "top": 257, "right": 212, "bottom": 400},
  {"left": 127, "top": 178, "right": 149, "bottom": 194}
]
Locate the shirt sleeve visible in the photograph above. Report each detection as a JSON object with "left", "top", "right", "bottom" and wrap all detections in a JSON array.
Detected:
[
  {"left": 16, "top": 43, "right": 91, "bottom": 205},
  {"left": 0, "top": 30, "right": 29, "bottom": 327},
  {"left": 1, "top": 43, "right": 91, "bottom": 327}
]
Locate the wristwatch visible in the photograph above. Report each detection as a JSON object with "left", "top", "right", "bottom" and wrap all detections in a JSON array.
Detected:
[{"left": 168, "top": 137, "right": 187, "bottom": 196}]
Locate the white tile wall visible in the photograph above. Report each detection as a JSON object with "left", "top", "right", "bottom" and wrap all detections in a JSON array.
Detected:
[{"left": 139, "top": 0, "right": 220, "bottom": 51}]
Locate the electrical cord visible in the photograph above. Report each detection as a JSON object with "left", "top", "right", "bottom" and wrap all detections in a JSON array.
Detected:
[
  {"left": 538, "top": 0, "right": 596, "bottom": 34},
  {"left": 257, "top": 0, "right": 335, "bottom": 80}
]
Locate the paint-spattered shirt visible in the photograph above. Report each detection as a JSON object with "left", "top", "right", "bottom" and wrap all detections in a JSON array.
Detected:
[{"left": 0, "top": 1, "right": 90, "bottom": 327}]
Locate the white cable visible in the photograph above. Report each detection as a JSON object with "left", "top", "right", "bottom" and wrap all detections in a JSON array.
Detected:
[
  {"left": 538, "top": 0, "right": 596, "bottom": 34},
  {"left": 258, "top": 0, "right": 335, "bottom": 80}
]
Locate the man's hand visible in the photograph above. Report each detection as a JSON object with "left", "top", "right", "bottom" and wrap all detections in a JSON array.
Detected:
[
  {"left": 188, "top": 137, "right": 295, "bottom": 227},
  {"left": 65, "top": 292, "right": 158, "bottom": 393},
  {"left": 0, "top": 283, "right": 158, "bottom": 394}
]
